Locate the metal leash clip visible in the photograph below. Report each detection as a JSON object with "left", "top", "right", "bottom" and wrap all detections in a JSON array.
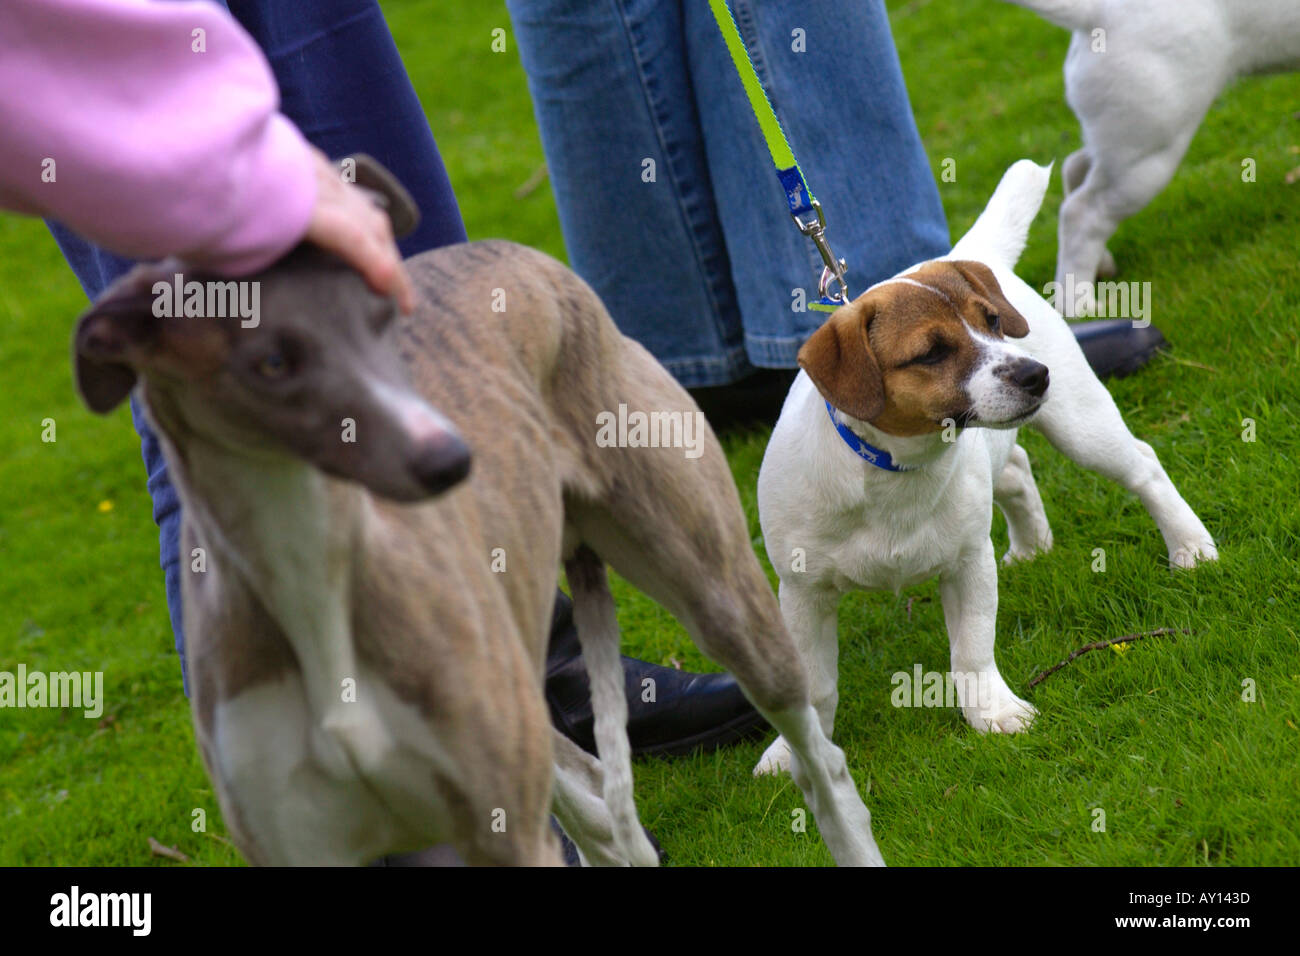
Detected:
[{"left": 792, "top": 199, "right": 850, "bottom": 307}]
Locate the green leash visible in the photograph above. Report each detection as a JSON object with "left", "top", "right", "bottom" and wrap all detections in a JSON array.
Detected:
[{"left": 707, "top": 0, "right": 849, "bottom": 312}]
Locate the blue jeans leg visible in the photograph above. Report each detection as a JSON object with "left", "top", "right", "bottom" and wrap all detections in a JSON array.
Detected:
[
  {"left": 507, "top": 0, "right": 950, "bottom": 384},
  {"left": 227, "top": 0, "right": 468, "bottom": 257},
  {"left": 50, "top": 0, "right": 467, "bottom": 693}
]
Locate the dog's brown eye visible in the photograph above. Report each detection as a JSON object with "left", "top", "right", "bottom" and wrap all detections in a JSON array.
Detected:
[
  {"left": 986, "top": 312, "right": 1001, "bottom": 333},
  {"left": 912, "top": 342, "right": 951, "bottom": 366}
]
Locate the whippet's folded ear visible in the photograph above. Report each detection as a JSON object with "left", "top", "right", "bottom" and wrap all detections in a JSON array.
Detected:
[
  {"left": 797, "top": 296, "right": 885, "bottom": 422},
  {"left": 345, "top": 154, "right": 421, "bottom": 239},
  {"left": 948, "top": 260, "right": 1030, "bottom": 338},
  {"left": 72, "top": 262, "right": 173, "bottom": 414}
]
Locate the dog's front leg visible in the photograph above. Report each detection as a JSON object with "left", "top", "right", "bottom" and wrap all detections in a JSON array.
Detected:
[
  {"left": 1029, "top": 382, "right": 1217, "bottom": 569},
  {"left": 993, "top": 443, "right": 1054, "bottom": 564},
  {"left": 754, "top": 580, "right": 840, "bottom": 777},
  {"left": 938, "top": 542, "right": 1036, "bottom": 734}
]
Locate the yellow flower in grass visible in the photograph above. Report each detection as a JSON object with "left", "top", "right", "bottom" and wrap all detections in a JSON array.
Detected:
[{"left": 97, "top": 500, "right": 113, "bottom": 513}]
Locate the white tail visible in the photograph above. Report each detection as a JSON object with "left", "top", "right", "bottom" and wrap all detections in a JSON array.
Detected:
[
  {"left": 950, "top": 159, "right": 1052, "bottom": 269},
  {"left": 1002, "top": 0, "right": 1102, "bottom": 31}
]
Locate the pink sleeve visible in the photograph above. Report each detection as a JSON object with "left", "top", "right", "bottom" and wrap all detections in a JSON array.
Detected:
[{"left": 0, "top": 0, "right": 317, "bottom": 275}]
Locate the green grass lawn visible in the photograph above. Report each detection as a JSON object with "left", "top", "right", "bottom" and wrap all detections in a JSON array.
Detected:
[{"left": 1, "top": 0, "right": 1297, "bottom": 866}]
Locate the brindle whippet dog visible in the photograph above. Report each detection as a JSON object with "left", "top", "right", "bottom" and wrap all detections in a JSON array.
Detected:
[{"left": 72, "top": 157, "right": 885, "bottom": 866}]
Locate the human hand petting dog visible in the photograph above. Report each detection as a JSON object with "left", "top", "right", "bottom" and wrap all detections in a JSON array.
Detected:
[
  {"left": 304, "top": 150, "right": 417, "bottom": 315},
  {"left": 0, "top": 1, "right": 414, "bottom": 315}
]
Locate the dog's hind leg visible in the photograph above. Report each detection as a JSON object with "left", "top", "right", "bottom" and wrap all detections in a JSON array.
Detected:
[
  {"left": 550, "top": 730, "right": 628, "bottom": 866},
  {"left": 562, "top": 337, "right": 883, "bottom": 864},
  {"left": 1028, "top": 376, "right": 1217, "bottom": 568},
  {"left": 1062, "top": 148, "right": 1089, "bottom": 196},
  {"left": 562, "top": 546, "right": 660, "bottom": 867},
  {"left": 1061, "top": 149, "right": 1116, "bottom": 279},
  {"left": 649, "top": 561, "right": 884, "bottom": 867},
  {"left": 993, "top": 443, "right": 1054, "bottom": 563},
  {"left": 1056, "top": 175, "right": 1123, "bottom": 314},
  {"left": 569, "top": 471, "right": 884, "bottom": 864}
]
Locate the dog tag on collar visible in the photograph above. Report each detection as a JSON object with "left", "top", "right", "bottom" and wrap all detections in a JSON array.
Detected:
[{"left": 825, "top": 400, "right": 918, "bottom": 473}]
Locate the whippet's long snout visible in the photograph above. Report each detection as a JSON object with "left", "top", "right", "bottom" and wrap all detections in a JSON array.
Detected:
[{"left": 375, "top": 382, "right": 473, "bottom": 498}]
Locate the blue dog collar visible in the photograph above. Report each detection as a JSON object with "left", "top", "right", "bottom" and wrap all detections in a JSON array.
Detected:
[{"left": 825, "top": 400, "right": 917, "bottom": 472}]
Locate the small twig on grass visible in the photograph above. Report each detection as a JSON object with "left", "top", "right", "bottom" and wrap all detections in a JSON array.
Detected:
[
  {"left": 513, "top": 162, "right": 548, "bottom": 199},
  {"left": 1163, "top": 355, "right": 1220, "bottom": 374},
  {"left": 148, "top": 837, "right": 190, "bottom": 863},
  {"left": 1026, "top": 627, "right": 1194, "bottom": 690},
  {"left": 1249, "top": 287, "right": 1275, "bottom": 321}
]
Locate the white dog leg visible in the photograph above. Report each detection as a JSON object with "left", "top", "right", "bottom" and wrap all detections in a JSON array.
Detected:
[
  {"left": 755, "top": 581, "right": 840, "bottom": 777},
  {"left": 993, "top": 443, "right": 1054, "bottom": 563},
  {"left": 1061, "top": 149, "right": 1116, "bottom": 278},
  {"left": 1056, "top": 180, "right": 1121, "bottom": 315},
  {"left": 1029, "top": 378, "right": 1217, "bottom": 568},
  {"left": 767, "top": 704, "right": 886, "bottom": 866},
  {"left": 564, "top": 548, "right": 660, "bottom": 867},
  {"left": 550, "top": 731, "right": 628, "bottom": 867},
  {"left": 939, "top": 542, "right": 1037, "bottom": 734}
]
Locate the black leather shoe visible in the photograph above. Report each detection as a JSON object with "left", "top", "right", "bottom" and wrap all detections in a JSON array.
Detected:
[
  {"left": 546, "top": 591, "right": 769, "bottom": 758},
  {"left": 1070, "top": 319, "right": 1168, "bottom": 380}
]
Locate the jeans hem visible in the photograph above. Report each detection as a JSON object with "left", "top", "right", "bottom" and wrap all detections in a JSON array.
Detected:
[
  {"left": 744, "top": 330, "right": 809, "bottom": 369},
  {"left": 661, "top": 345, "right": 753, "bottom": 388}
]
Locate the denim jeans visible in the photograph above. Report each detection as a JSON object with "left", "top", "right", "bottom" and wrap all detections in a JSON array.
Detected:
[
  {"left": 506, "top": 0, "right": 950, "bottom": 386},
  {"left": 49, "top": 0, "right": 467, "bottom": 692}
]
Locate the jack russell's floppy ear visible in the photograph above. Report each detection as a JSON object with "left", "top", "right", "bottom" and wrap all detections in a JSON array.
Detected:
[
  {"left": 72, "top": 262, "right": 175, "bottom": 414},
  {"left": 797, "top": 296, "right": 885, "bottom": 422},
  {"left": 948, "top": 260, "right": 1030, "bottom": 338},
  {"left": 346, "top": 154, "right": 421, "bottom": 239}
]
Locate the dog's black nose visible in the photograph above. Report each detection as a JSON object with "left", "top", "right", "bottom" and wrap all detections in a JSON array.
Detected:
[
  {"left": 1009, "top": 359, "right": 1050, "bottom": 398},
  {"left": 410, "top": 434, "right": 472, "bottom": 495}
]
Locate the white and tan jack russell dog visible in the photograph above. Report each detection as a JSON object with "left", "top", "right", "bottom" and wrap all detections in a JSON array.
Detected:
[{"left": 753, "top": 159, "right": 1217, "bottom": 777}]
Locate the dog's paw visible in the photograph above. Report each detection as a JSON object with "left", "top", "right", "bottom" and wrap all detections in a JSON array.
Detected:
[
  {"left": 625, "top": 830, "right": 661, "bottom": 868},
  {"left": 753, "top": 736, "right": 792, "bottom": 777},
  {"left": 1002, "top": 527, "right": 1053, "bottom": 565},
  {"left": 1001, "top": 546, "right": 1035, "bottom": 565},
  {"left": 1002, "top": 538, "right": 1050, "bottom": 565},
  {"left": 964, "top": 691, "right": 1037, "bottom": 735},
  {"left": 1170, "top": 538, "right": 1218, "bottom": 569}
]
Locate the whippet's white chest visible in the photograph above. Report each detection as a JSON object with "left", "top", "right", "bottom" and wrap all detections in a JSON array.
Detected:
[
  {"left": 199, "top": 666, "right": 457, "bottom": 866},
  {"left": 183, "top": 454, "right": 460, "bottom": 864}
]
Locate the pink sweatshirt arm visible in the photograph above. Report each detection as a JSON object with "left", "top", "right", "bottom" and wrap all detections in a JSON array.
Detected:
[{"left": 0, "top": 0, "right": 317, "bottom": 275}]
